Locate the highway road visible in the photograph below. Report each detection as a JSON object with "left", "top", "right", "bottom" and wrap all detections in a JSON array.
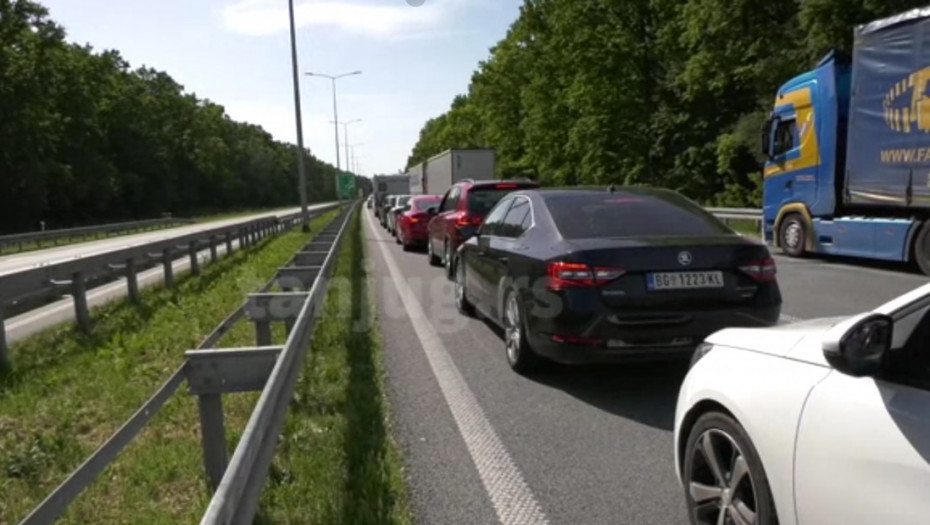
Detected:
[
  {"left": 363, "top": 210, "right": 928, "bottom": 525},
  {"left": 0, "top": 206, "right": 320, "bottom": 277},
  {"left": 1, "top": 204, "right": 335, "bottom": 343}
]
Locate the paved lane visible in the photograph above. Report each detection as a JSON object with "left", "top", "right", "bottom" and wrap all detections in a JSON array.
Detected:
[
  {"left": 0, "top": 205, "right": 333, "bottom": 277},
  {"left": 366, "top": 212, "right": 687, "bottom": 525},
  {"left": 367, "top": 210, "right": 929, "bottom": 525}
]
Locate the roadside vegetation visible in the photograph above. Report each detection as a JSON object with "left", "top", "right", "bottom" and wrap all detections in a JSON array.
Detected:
[
  {"left": 406, "top": 0, "right": 925, "bottom": 208},
  {"left": 258, "top": 210, "right": 412, "bottom": 525},
  {"left": 0, "top": 210, "right": 338, "bottom": 523}
]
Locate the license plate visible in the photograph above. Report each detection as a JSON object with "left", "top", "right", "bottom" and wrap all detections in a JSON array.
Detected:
[{"left": 647, "top": 271, "right": 724, "bottom": 290}]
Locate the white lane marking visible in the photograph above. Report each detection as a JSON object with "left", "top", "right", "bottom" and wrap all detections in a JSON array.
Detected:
[
  {"left": 779, "top": 313, "right": 803, "bottom": 324},
  {"left": 366, "top": 212, "right": 549, "bottom": 525}
]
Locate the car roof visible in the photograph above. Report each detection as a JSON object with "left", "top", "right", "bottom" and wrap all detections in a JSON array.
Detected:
[
  {"left": 462, "top": 179, "right": 538, "bottom": 187},
  {"left": 515, "top": 186, "right": 680, "bottom": 199}
]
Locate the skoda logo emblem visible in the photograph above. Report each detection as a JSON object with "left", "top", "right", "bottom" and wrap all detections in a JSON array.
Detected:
[{"left": 678, "top": 251, "right": 693, "bottom": 266}]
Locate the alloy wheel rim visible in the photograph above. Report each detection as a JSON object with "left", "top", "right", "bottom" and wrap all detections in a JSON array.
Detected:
[
  {"left": 688, "top": 429, "right": 758, "bottom": 525},
  {"left": 505, "top": 295, "right": 521, "bottom": 363},
  {"left": 444, "top": 243, "right": 451, "bottom": 270},
  {"left": 784, "top": 222, "right": 802, "bottom": 251}
]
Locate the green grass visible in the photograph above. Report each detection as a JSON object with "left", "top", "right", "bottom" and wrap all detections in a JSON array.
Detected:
[
  {"left": 725, "top": 219, "right": 762, "bottom": 238},
  {"left": 0, "top": 209, "right": 340, "bottom": 524},
  {"left": 256, "top": 209, "right": 412, "bottom": 525}
]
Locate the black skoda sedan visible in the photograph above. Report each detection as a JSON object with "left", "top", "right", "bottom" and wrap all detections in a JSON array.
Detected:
[{"left": 452, "top": 187, "right": 782, "bottom": 373}]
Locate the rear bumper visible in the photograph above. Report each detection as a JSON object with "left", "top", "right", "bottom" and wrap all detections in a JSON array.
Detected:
[{"left": 526, "top": 304, "right": 781, "bottom": 364}]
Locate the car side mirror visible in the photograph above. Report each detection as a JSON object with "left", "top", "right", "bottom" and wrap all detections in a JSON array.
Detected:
[{"left": 822, "top": 313, "right": 893, "bottom": 377}]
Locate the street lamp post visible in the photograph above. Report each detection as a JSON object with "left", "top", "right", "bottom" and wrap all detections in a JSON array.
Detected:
[
  {"left": 348, "top": 142, "right": 364, "bottom": 173},
  {"left": 305, "top": 70, "right": 361, "bottom": 171},
  {"left": 288, "top": 0, "right": 309, "bottom": 231},
  {"left": 331, "top": 119, "right": 362, "bottom": 172}
]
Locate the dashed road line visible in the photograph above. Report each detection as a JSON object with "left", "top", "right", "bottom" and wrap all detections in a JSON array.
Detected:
[{"left": 366, "top": 212, "right": 549, "bottom": 525}]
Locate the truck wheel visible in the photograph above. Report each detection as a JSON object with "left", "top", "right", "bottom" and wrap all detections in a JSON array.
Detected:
[
  {"left": 912, "top": 222, "right": 930, "bottom": 276},
  {"left": 779, "top": 214, "right": 806, "bottom": 257}
]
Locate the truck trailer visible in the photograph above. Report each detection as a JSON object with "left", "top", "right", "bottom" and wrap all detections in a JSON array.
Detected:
[
  {"left": 763, "top": 6, "right": 930, "bottom": 274},
  {"left": 372, "top": 174, "right": 410, "bottom": 220},
  {"left": 408, "top": 149, "right": 496, "bottom": 197}
]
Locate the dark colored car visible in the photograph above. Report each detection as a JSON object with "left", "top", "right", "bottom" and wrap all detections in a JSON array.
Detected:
[
  {"left": 380, "top": 196, "right": 397, "bottom": 228},
  {"left": 427, "top": 179, "right": 539, "bottom": 278},
  {"left": 388, "top": 195, "right": 412, "bottom": 236},
  {"left": 453, "top": 187, "right": 782, "bottom": 374},
  {"left": 397, "top": 195, "right": 442, "bottom": 250}
]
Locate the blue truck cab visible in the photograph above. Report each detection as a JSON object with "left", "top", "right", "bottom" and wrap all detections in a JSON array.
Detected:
[{"left": 763, "top": 7, "right": 930, "bottom": 274}]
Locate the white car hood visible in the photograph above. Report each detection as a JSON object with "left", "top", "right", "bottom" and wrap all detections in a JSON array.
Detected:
[{"left": 704, "top": 316, "right": 851, "bottom": 366}]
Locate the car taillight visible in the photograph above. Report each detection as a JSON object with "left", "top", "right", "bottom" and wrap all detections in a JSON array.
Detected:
[
  {"left": 546, "top": 262, "right": 625, "bottom": 290},
  {"left": 408, "top": 213, "right": 428, "bottom": 224},
  {"left": 495, "top": 183, "right": 518, "bottom": 189},
  {"left": 455, "top": 214, "right": 482, "bottom": 227},
  {"left": 739, "top": 257, "right": 777, "bottom": 282}
]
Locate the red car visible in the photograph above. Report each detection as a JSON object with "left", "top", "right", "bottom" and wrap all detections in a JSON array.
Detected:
[
  {"left": 397, "top": 195, "right": 442, "bottom": 251},
  {"left": 427, "top": 179, "right": 539, "bottom": 278}
]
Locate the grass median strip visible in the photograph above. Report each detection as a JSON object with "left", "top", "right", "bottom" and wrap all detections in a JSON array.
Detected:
[
  {"left": 0, "top": 209, "right": 339, "bottom": 524},
  {"left": 257, "top": 209, "right": 412, "bottom": 525}
]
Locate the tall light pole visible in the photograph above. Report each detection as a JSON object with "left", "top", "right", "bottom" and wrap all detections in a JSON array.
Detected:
[
  {"left": 348, "top": 142, "right": 364, "bottom": 173},
  {"left": 331, "top": 119, "right": 362, "bottom": 172},
  {"left": 288, "top": 0, "right": 309, "bottom": 231},
  {"left": 305, "top": 70, "right": 361, "bottom": 170}
]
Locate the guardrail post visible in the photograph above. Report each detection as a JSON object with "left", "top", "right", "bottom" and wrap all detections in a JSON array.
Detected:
[
  {"left": 197, "top": 394, "right": 228, "bottom": 491},
  {"left": 255, "top": 321, "right": 272, "bottom": 347},
  {"left": 162, "top": 248, "right": 175, "bottom": 289},
  {"left": 189, "top": 241, "right": 201, "bottom": 276},
  {"left": 209, "top": 236, "right": 218, "bottom": 263},
  {"left": 225, "top": 231, "right": 233, "bottom": 255},
  {"left": 71, "top": 272, "right": 91, "bottom": 332},
  {"left": 126, "top": 257, "right": 140, "bottom": 304},
  {"left": 0, "top": 303, "right": 9, "bottom": 370}
]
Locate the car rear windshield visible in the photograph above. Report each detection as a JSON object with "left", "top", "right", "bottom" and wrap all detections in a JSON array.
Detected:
[
  {"left": 467, "top": 185, "right": 536, "bottom": 215},
  {"left": 544, "top": 192, "right": 732, "bottom": 239},
  {"left": 396, "top": 196, "right": 411, "bottom": 207},
  {"left": 414, "top": 199, "right": 440, "bottom": 211}
]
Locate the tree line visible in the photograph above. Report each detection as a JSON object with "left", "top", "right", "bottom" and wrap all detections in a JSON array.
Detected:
[
  {"left": 406, "top": 0, "right": 927, "bottom": 207},
  {"left": 0, "top": 0, "right": 351, "bottom": 234}
]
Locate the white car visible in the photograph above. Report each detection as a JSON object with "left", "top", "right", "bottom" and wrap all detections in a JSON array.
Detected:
[{"left": 674, "top": 283, "right": 930, "bottom": 525}]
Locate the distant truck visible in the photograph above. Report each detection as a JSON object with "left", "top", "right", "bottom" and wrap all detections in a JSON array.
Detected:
[
  {"left": 372, "top": 174, "right": 410, "bottom": 220},
  {"left": 407, "top": 149, "right": 496, "bottom": 196},
  {"left": 763, "top": 7, "right": 930, "bottom": 274}
]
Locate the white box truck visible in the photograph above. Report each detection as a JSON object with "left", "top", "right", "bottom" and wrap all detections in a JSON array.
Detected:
[
  {"left": 422, "top": 149, "right": 495, "bottom": 195},
  {"left": 408, "top": 163, "right": 426, "bottom": 195}
]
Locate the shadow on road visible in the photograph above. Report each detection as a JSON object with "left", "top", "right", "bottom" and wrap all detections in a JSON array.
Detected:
[
  {"left": 531, "top": 361, "right": 688, "bottom": 431},
  {"left": 482, "top": 319, "right": 687, "bottom": 431}
]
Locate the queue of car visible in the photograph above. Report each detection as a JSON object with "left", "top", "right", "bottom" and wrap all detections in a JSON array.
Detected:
[{"left": 372, "top": 181, "right": 930, "bottom": 525}]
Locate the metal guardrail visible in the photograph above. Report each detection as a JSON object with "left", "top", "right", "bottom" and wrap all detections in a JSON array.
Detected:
[
  {"left": 17, "top": 203, "right": 355, "bottom": 525},
  {"left": 0, "top": 205, "right": 340, "bottom": 367},
  {"left": 707, "top": 207, "right": 763, "bottom": 237},
  {"left": 0, "top": 217, "right": 196, "bottom": 254}
]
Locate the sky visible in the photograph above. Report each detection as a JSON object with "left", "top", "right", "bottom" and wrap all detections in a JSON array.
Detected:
[{"left": 40, "top": 0, "right": 523, "bottom": 176}]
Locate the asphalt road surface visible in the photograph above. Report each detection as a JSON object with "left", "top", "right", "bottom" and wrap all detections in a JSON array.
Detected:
[
  {"left": 1, "top": 204, "right": 335, "bottom": 343},
  {"left": 364, "top": 210, "right": 928, "bottom": 525},
  {"left": 0, "top": 206, "right": 324, "bottom": 277}
]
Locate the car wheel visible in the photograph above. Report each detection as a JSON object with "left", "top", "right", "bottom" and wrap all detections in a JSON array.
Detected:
[
  {"left": 455, "top": 259, "right": 475, "bottom": 316},
  {"left": 444, "top": 239, "right": 454, "bottom": 280},
  {"left": 778, "top": 214, "right": 806, "bottom": 258},
  {"left": 912, "top": 221, "right": 930, "bottom": 276},
  {"left": 428, "top": 238, "right": 441, "bottom": 266},
  {"left": 503, "top": 290, "right": 539, "bottom": 374},
  {"left": 683, "top": 411, "right": 778, "bottom": 525},
  {"left": 400, "top": 230, "right": 412, "bottom": 252}
]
